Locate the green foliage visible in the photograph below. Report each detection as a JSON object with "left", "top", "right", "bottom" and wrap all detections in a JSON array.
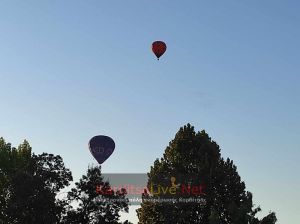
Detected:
[
  {"left": 0, "top": 138, "right": 72, "bottom": 224},
  {"left": 0, "top": 137, "right": 130, "bottom": 223},
  {"left": 260, "top": 212, "right": 277, "bottom": 224},
  {"left": 137, "top": 124, "right": 277, "bottom": 224},
  {"left": 63, "top": 166, "right": 130, "bottom": 224}
]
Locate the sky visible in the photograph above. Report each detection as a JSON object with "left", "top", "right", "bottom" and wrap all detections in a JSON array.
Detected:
[{"left": 0, "top": 1, "right": 299, "bottom": 223}]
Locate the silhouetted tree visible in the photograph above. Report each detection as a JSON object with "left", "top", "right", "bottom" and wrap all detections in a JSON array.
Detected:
[
  {"left": 0, "top": 138, "right": 72, "bottom": 224},
  {"left": 63, "top": 166, "right": 130, "bottom": 224},
  {"left": 137, "top": 124, "right": 276, "bottom": 224}
]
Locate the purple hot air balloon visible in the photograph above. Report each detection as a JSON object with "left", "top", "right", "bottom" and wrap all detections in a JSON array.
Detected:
[{"left": 88, "top": 135, "right": 115, "bottom": 164}]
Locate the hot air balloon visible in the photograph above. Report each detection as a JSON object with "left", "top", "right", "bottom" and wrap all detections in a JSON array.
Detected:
[
  {"left": 88, "top": 135, "right": 115, "bottom": 164},
  {"left": 152, "top": 41, "right": 167, "bottom": 60}
]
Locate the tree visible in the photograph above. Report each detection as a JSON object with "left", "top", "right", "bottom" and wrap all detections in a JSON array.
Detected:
[
  {"left": 0, "top": 138, "right": 73, "bottom": 224},
  {"left": 63, "top": 166, "right": 130, "bottom": 224},
  {"left": 137, "top": 124, "right": 277, "bottom": 224}
]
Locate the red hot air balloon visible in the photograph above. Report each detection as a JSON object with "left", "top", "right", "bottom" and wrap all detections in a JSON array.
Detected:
[{"left": 152, "top": 41, "right": 167, "bottom": 60}]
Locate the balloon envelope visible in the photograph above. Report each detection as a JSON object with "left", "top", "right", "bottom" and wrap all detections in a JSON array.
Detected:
[
  {"left": 152, "top": 41, "right": 167, "bottom": 60},
  {"left": 88, "top": 135, "right": 115, "bottom": 164}
]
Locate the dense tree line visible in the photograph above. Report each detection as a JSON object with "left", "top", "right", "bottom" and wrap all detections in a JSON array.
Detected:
[
  {"left": 0, "top": 138, "right": 131, "bottom": 224},
  {"left": 0, "top": 124, "right": 277, "bottom": 223}
]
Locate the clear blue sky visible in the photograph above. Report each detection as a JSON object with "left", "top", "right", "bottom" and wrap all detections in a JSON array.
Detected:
[{"left": 0, "top": 1, "right": 299, "bottom": 223}]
